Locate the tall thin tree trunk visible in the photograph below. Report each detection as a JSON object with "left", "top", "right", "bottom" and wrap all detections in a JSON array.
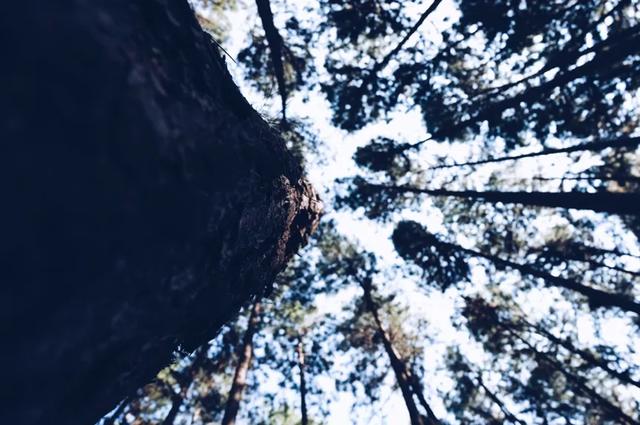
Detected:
[
  {"left": 361, "top": 279, "right": 439, "bottom": 425},
  {"left": 506, "top": 328, "right": 638, "bottom": 425},
  {"left": 474, "top": 23, "right": 639, "bottom": 98},
  {"left": 365, "top": 182, "right": 640, "bottom": 215},
  {"left": 337, "top": 0, "right": 444, "bottom": 129},
  {"left": 577, "top": 258, "right": 640, "bottom": 278},
  {"left": 162, "top": 389, "right": 184, "bottom": 425},
  {"left": 297, "top": 340, "right": 309, "bottom": 425},
  {"left": 255, "top": 0, "right": 287, "bottom": 123},
  {"left": 434, "top": 32, "right": 640, "bottom": 138},
  {"left": 451, "top": 241, "right": 640, "bottom": 314},
  {"left": 475, "top": 375, "right": 526, "bottom": 425},
  {"left": 517, "top": 319, "right": 640, "bottom": 388},
  {"left": 222, "top": 301, "right": 262, "bottom": 425},
  {"left": 426, "top": 136, "right": 640, "bottom": 170},
  {"left": 369, "top": 0, "right": 444, "bottom": 77}
]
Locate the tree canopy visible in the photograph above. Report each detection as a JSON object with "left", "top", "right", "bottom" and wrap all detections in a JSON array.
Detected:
[{"left": 100, "top": 0, "right": 640, "bottom": 423}]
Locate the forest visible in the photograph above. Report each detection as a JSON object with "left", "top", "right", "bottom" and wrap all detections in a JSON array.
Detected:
[{"left": 2, "top": 0, "right": 639, "bottom": 424}]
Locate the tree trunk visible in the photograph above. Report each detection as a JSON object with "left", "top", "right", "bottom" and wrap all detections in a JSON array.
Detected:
[
  {"left": 475, "top": 375, "right": 526, "bottom": 425},
  {"left": 361, "top": 280, "right": 439, "bottom": 425},
  {"left": 478, "top": 251, "right": 640, "bottom": 315},
  {"left": 367, "top": 182, "right": 640, "bottom": 215},
  {"left": 162, "top": 389, "right": 184, "bottom": 425},
  {"left": 447, "top": 242, "right": 640, "bottom": 314},
  {"left": 0, "top": 2, "right": 321, "bottom": 425},
  {"left": 519, "top": 319, "right": 640, "bottom": 389},
  {"left": 427, "top": 136, "right": 640, "bottom": 170},
  {"left": 435, "top": 30, "right": 640, "bottom": 138},
  {"left": 297, "top": 340, "right": 309, "bottom": 425},
  {"left": 337, "top": 0, "right": 444, "bottom": 130},
  {"left": 507, "top": 329, "right": 638, "bottom": 425},
  {"left": 255, "top": 0, "right": 288, "bottom": 122},
  {"left": 222, "top": 301, "right": 262, "bottom": 425}
]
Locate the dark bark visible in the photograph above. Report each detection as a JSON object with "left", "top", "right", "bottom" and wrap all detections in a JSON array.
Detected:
[
  {"left": 101, "top": 398, "right": 130, "bottom": 425},
  {"left": 365, "top": 182, "right": 640, "bottom": 215},
  {"left": 222, "top": 301, "right": 262, "bottom": 425},
  {"left": 427, "top": 136, "right": 640, "bottom": 170},
  {"left": 572, "top": 258, "right": 640, "bottom": 278},
  {"left": 434, "top": 29, "right": 640, "bottom": 138},
  {"left": 347, "top": 0, "right": 444, "bottom": 118},
  {"left": 475, "top": 23, "right": 639, "bottom": 98},
  {"left": 370, "top": 0, "right": 444, "bottom": 77},
  {"left": 534, "top": 175, "right": 640, "bottom": 184},
  {"left": 453, "top": 243, "right": 640, "bottom": 315},
  {"left": 476, "top": 375, "right": 526, "bottom": 425},
  {"left": 162, "top": 388, "right": 184, "bottom": 425},
  {"left": 0, "top": 2, "right": 321, "bottom": 425},
  {"left": 255, "top": 0, "right": 288, "bottom": 123},
  {"left": 361, "top": 279, "right": 440, "bottom": 425},
  {"left": 518, "top": 320, "right": 640, "bottom": 389},
  {"left": 507, "top": 329, "right": 639, "bottom": 425},
  {"left": 297, "top": 340, "right": 309, "bottom": 425}
]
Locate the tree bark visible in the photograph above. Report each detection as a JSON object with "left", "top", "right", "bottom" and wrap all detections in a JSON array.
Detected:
[
  {"left": 255, "top": 0, "right": 288, "bottom": 122},
  {"left": 361, "top": 279, "right": 439, "bottom": 425},
  {"left": 366, "top": 182, "right": 640, "bottom": 215},
  {"left": 222, "top": 301, "right": 262, "bottom": 425},
  {"left": 427, "top": 136, "right": 640, "bottom": 170},
  {"left": 475, "top": 375, "right": 526, "bottom": 425},
  {"left": 297, "top": 340, "right": 309, "bottom": 425},
  {"left": 448, "top": 241, "right": 640, "bottom": 314},
  {"left": 434, "top": 30, "right": 640, "bottom": 139},
  {"left": 0, "top": 2, "right": 321, "bottom": 425},
  {"left": 518, "top": 319, "right": 640, "bottom": 389},
  {"left": 507, "top": 329, "right": 638, "bottom": 425}
]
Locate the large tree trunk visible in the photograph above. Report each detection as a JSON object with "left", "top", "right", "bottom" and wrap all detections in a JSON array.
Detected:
[
  {"left": 0, "top": 2, "right": 320, "bottom": 425},
  {"left": 222, "top": 301, "right": 262, "bottom": 425}
]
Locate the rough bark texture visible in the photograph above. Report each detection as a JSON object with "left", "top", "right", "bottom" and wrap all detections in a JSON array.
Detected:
[{"left": 0, "top": 2, "right": 320, "bottom": 425}]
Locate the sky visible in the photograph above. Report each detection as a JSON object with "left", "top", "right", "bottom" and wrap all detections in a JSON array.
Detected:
[{"left": 189, "top": 1, "right": 640, "bottom": 423}]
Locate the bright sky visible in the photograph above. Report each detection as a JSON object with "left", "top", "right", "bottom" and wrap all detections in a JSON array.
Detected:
[{"left": 192, "top": 1, "right": 640, "bottom": 423}]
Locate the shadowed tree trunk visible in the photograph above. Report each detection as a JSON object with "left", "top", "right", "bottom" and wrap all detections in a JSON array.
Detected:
[
  {"left": 472, "top": 375, "right": 525, "bottom": 425},
  {"left": 393, "top": 222, "right": 640, "bottom": 314},
  {"left": 427, "top": 136, "right": 640, "bottom": 170},
  {"left": 336, "top": 0, "right": 444, "bottom": 130},
  {"left": 222, "top": 301, "right": 262, "bottom": 425},
  {"left": 0, "top": 2, "right": 321, "bottom": 425},
  {"left": 505, "top": 328, "right": 638, "bottom": 424},
  {"left": 506, "top": 315, "right": 640, "bottom": 389},
  {"left": 297, "top": 340, "right": 309, "bottom": 425},
  {"left": 255, "top": 0, "right": 288, "bottom": 123},
  {"left": 361, "top": 279, "right": 440, "bottom": 425},
  {"left": 364, "top": 182, "right": 640, "bottom": 215}
]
